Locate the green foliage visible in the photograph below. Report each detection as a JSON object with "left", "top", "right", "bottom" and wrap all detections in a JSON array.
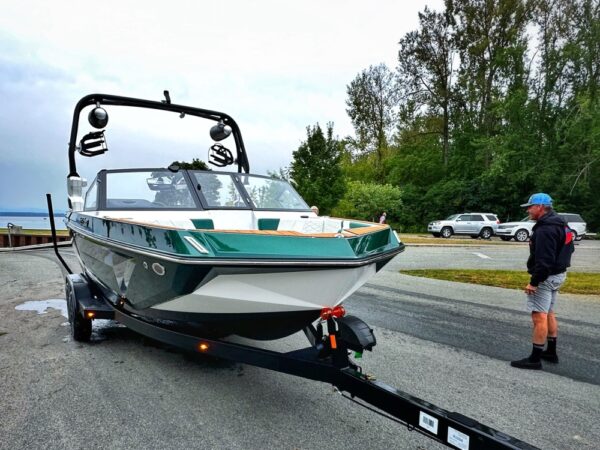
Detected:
[
  {"left": 290, "top": 123, "right": 345, "bottom": 215},
  {"left": 332, "top": 181, "right": 403, "bottom": 226},
  {"left": 334, "top": 0, "right": 600, "bottom": 232},
  {"left": 346, "top": 64, "right": 398, "bottom": 172},
  {"left": 267, "top": 167, "right": 290, "bottom": 181}
]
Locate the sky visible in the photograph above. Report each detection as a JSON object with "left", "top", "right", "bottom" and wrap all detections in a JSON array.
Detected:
[{"left": 0, "top": 0, "right": 443, "bottom": 211}]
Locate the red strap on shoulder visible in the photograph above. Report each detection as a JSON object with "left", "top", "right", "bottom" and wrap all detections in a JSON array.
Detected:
[{"left": 564, "top": 226, "right": 573, "bottom": 245}]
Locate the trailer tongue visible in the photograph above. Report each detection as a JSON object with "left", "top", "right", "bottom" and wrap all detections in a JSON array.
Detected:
[{"left": 64, "top": 274, "right": 537, "bottom": 450}]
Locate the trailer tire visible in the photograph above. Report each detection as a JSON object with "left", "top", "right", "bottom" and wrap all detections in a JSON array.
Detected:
[{"left": 66, "top": 278, "right": 92, "bottom": 342}]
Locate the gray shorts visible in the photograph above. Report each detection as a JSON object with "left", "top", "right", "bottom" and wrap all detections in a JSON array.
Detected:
[{"left": 526, "top": 272, "right": 567, "bottom": 313}]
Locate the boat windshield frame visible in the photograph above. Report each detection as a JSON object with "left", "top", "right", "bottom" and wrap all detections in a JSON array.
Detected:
[{"left": 89, "top": 168, "right": 311, "bottom": 212}]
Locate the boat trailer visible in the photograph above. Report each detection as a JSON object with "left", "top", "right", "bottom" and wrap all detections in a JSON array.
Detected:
[{"left": 48, "top": 195, "right": 538, "bottom": 450}]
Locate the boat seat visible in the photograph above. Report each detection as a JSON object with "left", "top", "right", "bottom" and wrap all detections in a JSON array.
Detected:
[
  {"left": 191, "top": 218, "right": 215, "bottom": 230},
  {"left": 258, "top": 218, "right": 280, "bottom": 230},
  {"left": 278, "top": 218, "right": 344, "bottom": 234}
]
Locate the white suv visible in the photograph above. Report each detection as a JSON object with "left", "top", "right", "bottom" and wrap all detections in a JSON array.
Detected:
[
  {"left": 495, "top": 218, "right": 534, "bottom": 242},
  {"left": 495, "top": 212, "right": 587, "bottom": 242},
  {"left": 428, "top": 213, "right": 500, "bottom": 239}
]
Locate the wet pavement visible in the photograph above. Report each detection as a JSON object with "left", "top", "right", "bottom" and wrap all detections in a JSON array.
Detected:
[{"left": 1, "top": 245, "right": 599, "bottom": 450}]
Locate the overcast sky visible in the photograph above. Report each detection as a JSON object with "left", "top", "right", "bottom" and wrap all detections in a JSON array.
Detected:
[{"left": 0, "top": 0, "right": 443, "bottom": 211}]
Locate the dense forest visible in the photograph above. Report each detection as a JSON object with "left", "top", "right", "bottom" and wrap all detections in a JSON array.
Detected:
[{"left": 288, "top": 0, "right": 599, "bottom": 232}]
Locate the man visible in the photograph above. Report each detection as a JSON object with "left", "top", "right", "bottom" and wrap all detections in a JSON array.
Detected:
[{"left": 511, "top": 193, "right": 574, "bottom": 370}]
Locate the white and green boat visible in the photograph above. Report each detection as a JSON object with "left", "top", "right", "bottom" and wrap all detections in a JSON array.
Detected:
[{"left": 65, "top": 93, "right": 404, "bottom": 339}]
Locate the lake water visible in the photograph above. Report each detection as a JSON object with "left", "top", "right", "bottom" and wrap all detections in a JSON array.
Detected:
[{"left": 1, "top": 216, "right": 68, "bottom": 230}]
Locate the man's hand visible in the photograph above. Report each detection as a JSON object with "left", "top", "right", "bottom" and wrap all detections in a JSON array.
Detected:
[{"left": 524, "top": 284, "right": 537, "bottom": 295}]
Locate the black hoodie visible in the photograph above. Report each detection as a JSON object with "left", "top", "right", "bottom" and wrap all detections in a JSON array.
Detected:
[{"left": 527, "top": 211, "right": 574, "bottom": 286}]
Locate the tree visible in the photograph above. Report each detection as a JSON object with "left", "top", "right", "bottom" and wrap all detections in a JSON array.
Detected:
[
  {"left": 290, "top": 123, "right": 345, "bottom": 215},
  {"left": 170, "top": 158, "right": 209, "bottom": 170},
  {"left": 328, "top": 0, "right": 600, "bottom": 231},
  {"left": 332, "top": 181, "right": 403, "bottom": 226},
  {"left": 397, "top": 6, "right": 456, "bottom": 166},
  {"left": 346, "top": 64, "right": 399, "bottom": 170},
  {"left": 267, "top": 166, "right": 291, "bottom": 181}
]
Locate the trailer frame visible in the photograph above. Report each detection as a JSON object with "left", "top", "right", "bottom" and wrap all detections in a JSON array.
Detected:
[{"left": 50, "top": 193, "right": 538, "bottom": 450}]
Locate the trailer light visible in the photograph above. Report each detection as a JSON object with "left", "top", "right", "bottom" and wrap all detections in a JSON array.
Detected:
[
  {"left": 86, "top": 311, "right": 95, "bottom": 319},
  {"left": 332, "top": 305, "right": 346, "bottom": 318},
  {"left": 198, "top": 342, "right": 210, "bottom": 352},
  {"left": 320, "top": 308, "right": 333, "bottom": 320}
]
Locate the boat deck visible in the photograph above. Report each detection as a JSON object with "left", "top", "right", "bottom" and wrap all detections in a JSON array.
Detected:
[{"left": 91, "top": 215, "right": 390, "bottom": 239}]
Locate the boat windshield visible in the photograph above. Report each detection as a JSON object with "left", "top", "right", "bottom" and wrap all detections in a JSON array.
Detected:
[
  {"left": 237, "top": 175, "right": 309, "bottom": 210},
  {"left": 193, "top": 172, "right": 249, "bottom": 208},
  {"left": 105, "top": 170, "right": 196, "bottom": 209},
  {"left": 191, "top": 172, "right": 309, "bottom": 210}
]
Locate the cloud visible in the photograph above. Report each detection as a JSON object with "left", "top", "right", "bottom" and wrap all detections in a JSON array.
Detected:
[{"left": 0, "top": 0, "right": 444, "bottom": 209}]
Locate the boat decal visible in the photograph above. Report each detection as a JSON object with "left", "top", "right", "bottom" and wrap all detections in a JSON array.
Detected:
[{"left": 183, "top": 235, "right": 210, "bottom": 254}]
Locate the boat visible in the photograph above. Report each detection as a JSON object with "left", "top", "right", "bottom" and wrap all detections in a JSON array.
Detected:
[{"left": 65, "top": 92, "right": 404, "bottom": 339}]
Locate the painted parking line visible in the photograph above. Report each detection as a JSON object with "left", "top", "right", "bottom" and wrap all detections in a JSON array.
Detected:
[{"left": 472, "top": 252, "right": 491, "bottom": 259}]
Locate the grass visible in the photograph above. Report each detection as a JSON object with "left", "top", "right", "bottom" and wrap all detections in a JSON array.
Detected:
[
  {"left": 0, "top": 228, "right": 70, "bottom": 237},
  {"left": 399, "top": 269, "right": 600, "bottom": 296}
]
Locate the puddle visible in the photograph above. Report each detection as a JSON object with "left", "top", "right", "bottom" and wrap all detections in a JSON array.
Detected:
[
  {"left": 16, "top": 299, "right": 120, "bottom": 342},
  {"left": 15, "top": 299, "right": 68, "bottom": 318}
]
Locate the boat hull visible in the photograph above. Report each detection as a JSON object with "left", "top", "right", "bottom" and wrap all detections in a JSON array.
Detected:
[{"left": 73, "top": 232, "right": 398, "bottom": 339}]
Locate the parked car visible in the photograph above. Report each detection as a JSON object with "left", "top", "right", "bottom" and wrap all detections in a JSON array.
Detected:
[
  {"left": 495, "top": 217, "right": 534, "bottom": 242},
  {"left": 428, "top": 213, "right": 500, "bottom": 239},
  {"left": 495, "top": 212, "right": 587, "bottom": 242}
]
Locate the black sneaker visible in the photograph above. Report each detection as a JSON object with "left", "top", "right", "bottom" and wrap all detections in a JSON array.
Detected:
[
  {"left": 510, "top": 357, "right": 542, "bottom": 370},
  {"left": 540, "top": 351, "right": 559, "bottom": 363}
]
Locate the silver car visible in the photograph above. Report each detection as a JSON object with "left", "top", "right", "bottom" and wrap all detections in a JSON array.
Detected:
[{"left": 428, "top": 213, "right": 500, "bottom": 239}]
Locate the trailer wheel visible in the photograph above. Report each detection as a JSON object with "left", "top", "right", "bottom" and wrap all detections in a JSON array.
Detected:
[{"left": 66, "top": 279, "right": 92, "bottom": 342}]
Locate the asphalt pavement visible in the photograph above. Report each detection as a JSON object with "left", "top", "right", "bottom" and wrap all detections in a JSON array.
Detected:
[{"left": 1, "top": 243, "right": 599, "bottom": 450}]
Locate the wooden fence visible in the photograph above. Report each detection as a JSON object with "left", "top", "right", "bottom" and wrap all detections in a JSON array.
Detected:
[{"left": 0, "top": 232, "right": 71, "bottom": 248}]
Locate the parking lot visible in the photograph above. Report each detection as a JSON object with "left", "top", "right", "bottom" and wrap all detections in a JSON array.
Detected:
[
  {"left": 393, "top": 237, "right": 600, "bottom": 273},
  {"left": 1, "top": 243, "right": 599, "bottom": 450}
]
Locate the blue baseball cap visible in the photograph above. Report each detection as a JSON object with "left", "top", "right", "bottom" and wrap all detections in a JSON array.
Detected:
[{"left": 520, "top": 193, "right": 553, "bottom": 207}]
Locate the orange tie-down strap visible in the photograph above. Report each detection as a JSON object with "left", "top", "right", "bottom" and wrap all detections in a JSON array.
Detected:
[{"left": 102, "top": 217, "right": 388, "bottom": 238}]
